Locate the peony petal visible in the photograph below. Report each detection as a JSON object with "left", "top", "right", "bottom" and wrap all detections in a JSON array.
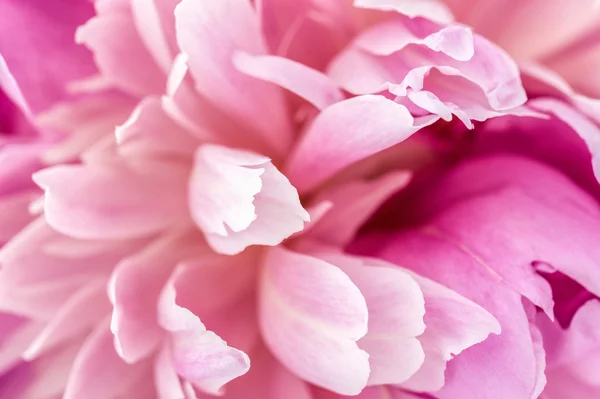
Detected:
[
  {"left": 76, "top": 2, "right": 165, "bottom": 97},
  {"left": 307, "top": 248, "right": 426, "bottom": 386},
  {"left": 539, "top": 300, "right": 600, "bottom": 398},
  {"left": 109, "top": 230, "right": 202, "bottom": 364},
  {"left": 63, "top": 319, "right": 152, "bottom": 399},
  {"left": 129, "top": 0, "right": 180, "bottom": 72},
  {"left": 308, "top": 170, "right": 411, "bottom": 246},
  {"left": 190, "top": 144, "right": 309, "bottom": 255},
  {"left": 115, "top": 96, "right": 200, "bottom": 157},
  {"left": 38, "top": 94, "right": 134, "bottom": 164},
  {"left": 399, "top": 273, "right": 501, "bottom": 392},
  {"left": 224, "top": 347, "right": 314, "bottom": 399},
  {"left": 154, "top": 344, "right": 196, "bottom": 399},
  {"left": 412, "top": 155, "right": 600, "bottom": 314},
  {"left": 259, "top": 247, "right": 370, "bottom": 395},
  {"left": 257, "top": 0, "right": 357, "bottom": 71},
  {"left": 33, "top": 160, "right": 189, "bottom": 240},
  {"left": 0, "top": 0, "right": 96, "bottom": 113},
  {"left": 371, "top": 229, "right": 552, "bottom": 399},
  {"left": 23, "top": 279, "right": 109, "bottom": 360},
  {"left": 286, "top": 95, "right": 436, "bottom": 193},
  {"left": 158, "top": 262, "right": 251, "bottom": 395},
  {"left": 233, "top": 52, "right": 344, "bottom": 110},
  {"left": 328, "top": 18, "right": 526, "bottom": 120},
  {"left": 175, "top": 0, "right": 292, "bottom": 156},
  {"left": 354, "top": 0, "right": 454, "bottom": 24},
  {"left": 528, "top": 98, "right": 600, "bottom": 188}
]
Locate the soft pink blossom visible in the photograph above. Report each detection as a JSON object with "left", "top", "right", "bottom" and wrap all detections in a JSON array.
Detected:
[{"left": 0, "top": 1, "right": 599, "bottom": 399}]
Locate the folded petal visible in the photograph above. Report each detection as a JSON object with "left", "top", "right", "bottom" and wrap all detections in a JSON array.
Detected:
[
  {"left": 109, "top": 230, "right": 202, "bottom": 364},
  {"left": 33, "top": 160, "right": 189, "bottom": 240},
  {"left": 308, "top": 249, "right": 426, "bottom": 386},
  {"left": 371, "top": 229, "right": 553, "bottom": 399},
  {"left": 399, "top": 273, "right": 501, "bottom": 392},
  {"left": 189, "top": 144, "right": 309, "bottom": 255},
  {"left": 328, "top": 17, "right": 526, "bottom": 123},
  {"left": 286, "top": 95, "right": 436, "bottom": 193},
  {"left": 259, "top": 247, "right": 370, "bottom": 395},
  {"left": 158, "top": 261, "right": 251, "bottom": 395},
  {"left": 175, "top": 0, "right": 292, "bottom": 156}
]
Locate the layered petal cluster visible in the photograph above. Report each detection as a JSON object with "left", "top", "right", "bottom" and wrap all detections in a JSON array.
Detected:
[{"left": 0, "top": 1, "right": 599, "bottom": 399}]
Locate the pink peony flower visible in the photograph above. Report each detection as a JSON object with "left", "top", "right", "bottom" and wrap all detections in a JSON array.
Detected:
[{"left": 0, "top": 1, "right": 599, "bottom": 399}]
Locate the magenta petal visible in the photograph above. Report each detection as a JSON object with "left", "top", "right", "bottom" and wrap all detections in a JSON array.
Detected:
[
  {"left": 374, "top": 230, "right": 546, "bottom": 399},
  {"left": 0, "top": 0, "right": 96, "bottom": 113}
]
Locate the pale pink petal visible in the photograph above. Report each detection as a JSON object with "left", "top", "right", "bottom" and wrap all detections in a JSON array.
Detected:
[
  {"left": 158, "top": 262, "right": 251, "bottom": 395},
  {"left": 23, "top": 279, "right": 109, "bottom": 360},
  {"left": 307, "top": 248, "right": 426, "bottom": 386},
  {"left": 76, "top": 2, "right": 165, "bottom": 97},
  {"left": 259, "top": 247, "right": 370, "bottom": 395},
  {"left": 400, "top": 273, "right": 501, "bottom": 392},
  {"left": 115, "top": 96, "right": 200, "bottom": 157},
  {"left": 233, "top": 52, "right": 344, "bottom": 110},
  {"left": 129, "top": 0, "right": 180, "bottom": 72},
  {"left": 308, "top": 170, "right": 411, "bottom": 247},
  {"left": 63, "top": 319, "right": 152, "bottom": 399},
  {"left": 109, "top": 230, "right": 202, "bottom": 364},
  {"left": 37, "top": 94, "right": 135, "bottom": 164},
  {"left": 286, "top": 95, "right": 437, "bottom": 193},
  {"left": 33, "top": 160, "right": 189, "bottom": 240},
  {"left": 154, "top": 344, "right": 196, "bottom": 399},
  {"left": 174, "top": 0, "right": 292, "bottom": 156},
  {"left": 0, "top": 218, "right": 144, "bottom": 292},
  {"left": 224, "top": 348, "right": 314, "bottom": 399},
  {"left": 0, "top": 191, "right": 38, "bottom": 244},
  {"left": 189, "top": 144, "right": 309, "bottom": 255},
  {"left": 328, "top": 18, "right": 526, "bottom": 119},
  {"left": 258, "top": 0, "right": 357, "bottom": 71},
  {"left": 18, "top": 343, "right": 81, "bottom": 399},
  {"left": 0, "top": 316, "right": 43, "bottom": 374},
  {"left": 354, "top": 0, "right": 454, "bottom": 24}
]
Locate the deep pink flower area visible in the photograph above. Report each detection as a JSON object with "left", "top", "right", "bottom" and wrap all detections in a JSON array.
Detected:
[{"left": 0, "top": 1, "right": 599, "bottom": 399}]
